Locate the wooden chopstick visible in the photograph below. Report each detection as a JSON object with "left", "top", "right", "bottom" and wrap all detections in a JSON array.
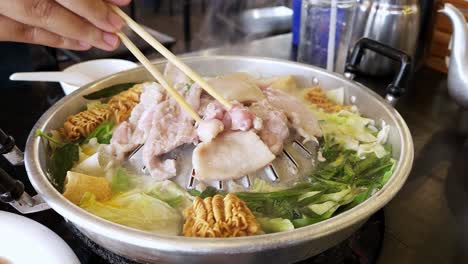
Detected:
[
  {"left": 116, "top": 31, "right": 201, "bottom": 122},
  {"left": 111, "top": 5, "right": 233, "bottom": 110}
]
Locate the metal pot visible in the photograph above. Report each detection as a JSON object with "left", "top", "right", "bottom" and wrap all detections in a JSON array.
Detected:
[
  {"left": 1, "top": 40, "right": 413, "bottom": 263},
  {"left": 350, "top": 0, "right": 420, "bottom": 76}
]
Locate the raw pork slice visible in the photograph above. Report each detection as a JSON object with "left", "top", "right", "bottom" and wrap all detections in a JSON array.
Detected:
[
  {"left": 200, "top": 101, "right": 255, "bottom": 133},
  {"left": 193, "top": 131, "right": 275, "bottom": 181},
  {"left": 250, "top": 100, "right": 289, "bottom": 154},
  {"left": 207, "top": 73, "right": 265, "bottom": 103},
  {"left": 264, "top": 88, "right": 322, "bottom": 141},
  {"left": 196, "top": 119, "right": 224, "bottom": 142},
  {"left": 142, "top": 99, "right": 197, "bottom": 180},
  {"left": 107, "top": 121, "right": 139, "bottom": 160}
]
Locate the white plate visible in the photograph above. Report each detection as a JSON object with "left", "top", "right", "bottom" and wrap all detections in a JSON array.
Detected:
[
  {"left": 60, "top": 59, "right": 138, "bottom": 95},
  {"left": 0, "top": 211, "right": 80, "bottom": 264}
]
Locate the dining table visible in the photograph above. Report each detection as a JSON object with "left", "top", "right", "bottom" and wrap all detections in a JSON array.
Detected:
[{"left": 1, "top": 33, "right": 467, "bottom": 264}]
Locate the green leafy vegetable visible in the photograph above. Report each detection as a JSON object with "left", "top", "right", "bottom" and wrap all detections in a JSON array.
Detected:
[
  {"left": 35, "top": 129, "right": 62, "bottom": 146},
  {"left": 313, "top": 138, "right": 394, "bottom": 189},
  {"left": 188, "top": 186, "right": 220, "bottom": 199},
  {"left": 83, "top": 83, "right": 136, "bottom": 100},
  {"left": 234, "top": 141, "right": 395, "bottom": 233},
  {"left": 49, "top": 143, "right": 79, "bottom": 191},
  {"left": 85, "top": 121, "right": 114, "bottom": 144},
  {"left": 36, "top": 130, "right": 79, "bottom": 191},
  {"left": 79, "top": 191, "right": 182, "bottom": 235}
]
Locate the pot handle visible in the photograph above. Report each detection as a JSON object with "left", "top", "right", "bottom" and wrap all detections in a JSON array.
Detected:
[
  {"left": 0, "top": 128, "right": 24, "bottom": 166},
  {"left": 0, "top": 168, "right": 25, "bottom": 203},
  {"left": 0, "top": 129, "right": 50, "bottom": 214},
  {"left": 344, "top": 38, "right": 412, "bottom": 106}
]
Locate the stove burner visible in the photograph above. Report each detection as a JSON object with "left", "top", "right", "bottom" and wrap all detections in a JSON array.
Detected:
[{"left": 68, "top": 210, "right": 385, "bottom": 264}]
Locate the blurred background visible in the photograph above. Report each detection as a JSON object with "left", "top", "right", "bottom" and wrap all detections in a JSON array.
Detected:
[
  {"left": 0, "top": 0, "right": 460, "bottom": 86},
  {"left": 0, "top": 0, "right": 294, "bottom": 84}
]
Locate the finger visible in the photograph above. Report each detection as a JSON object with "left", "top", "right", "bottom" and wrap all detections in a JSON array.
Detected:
[
  {"left": 0, "top": 15, "right": 91, "bottom": 50},
  {"left": 0, "top": 0, "right": 119, "bottom": 51},
  {"left": 56, "top": 0, "right": 123, "bottom": 32},
  {"left": 106, "top": 0, "right": 132, "bottom": 6}
]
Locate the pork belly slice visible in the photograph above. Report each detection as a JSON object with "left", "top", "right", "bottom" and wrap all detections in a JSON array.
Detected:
[
  {"left": 193, "top": 131, "right": 275, "bottom": 181},
  {"left": 207, "top": 73, "right": 265, "bottom": 103},
  {"left": 108, "top": 78, "right": 202, "bottom": 180},
  {"left": 143, "top": 99, "right": 197, "bottom": 180},
  {"left": 263, "top": 88, "right": 322, "bottom": 141},
  {"left": 250, "top": 100, "right": 289, "bottom": 154},
  {"left": 107, "top": 121, "right": 139, "bottom": 160}
]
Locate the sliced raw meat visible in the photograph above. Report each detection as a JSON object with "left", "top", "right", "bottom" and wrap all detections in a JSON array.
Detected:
[
  {"left": 263, "top": 88, "right": 322, "bottom": 141},
  {"left": 201, "top": 101, "right": 255, "bottom": 133},
  {"left": 108, "top": 78, "right": 201, "bottom": 179},
  {"left": 197, "top": 119, "right": 224, "bottom": 142},
  {"left": 142, "top": 99, "right": 197, "bottom": 179},
  {"left": 107, "top": 121, "right": 139, "bottom": 160},
  {"left": 111, "top": 121, "right": 132, "bottom": 145},
  {"left": 144, "top": 156, "right": 177, "bottom": 181},
  {"left": 193, "top": 131, "right": 275, "bottom": 181},
  {"left": 250, "top": 100, "right": 289, "bottom": 154},
  {"left": 229, "top": 104, "right": 254, "bottom": 131},
  {"left": 207, "top": 73, "right": 265, "bottom": 103}
]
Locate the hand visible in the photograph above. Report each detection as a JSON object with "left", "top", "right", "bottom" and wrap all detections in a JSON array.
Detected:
[{"left": 0, "top": 0, "right": 131, "bottom": 51}]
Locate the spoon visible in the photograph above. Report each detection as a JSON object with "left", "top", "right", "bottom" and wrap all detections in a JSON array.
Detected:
[{"left": 9, "top": 71, "right": 94, "bottom": 86}]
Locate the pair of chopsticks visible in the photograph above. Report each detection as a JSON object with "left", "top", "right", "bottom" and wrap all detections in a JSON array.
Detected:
[{"left": 110, "top": 6, "right": 232, "bottom": 122}]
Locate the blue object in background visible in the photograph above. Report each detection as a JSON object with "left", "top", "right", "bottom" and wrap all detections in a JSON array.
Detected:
[
  {"left": 309, "top": 7, "right": 345, "bottom": 68},
  {"left": 292, "top": 0, "right": 302, "bottom": 46}
]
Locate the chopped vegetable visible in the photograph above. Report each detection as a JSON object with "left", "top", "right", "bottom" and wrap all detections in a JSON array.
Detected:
[
  {"left": 313, "top": 139, "right": 394, "bottom": 188},
  {"left": 325, "top": 88, "right": 345, "bottom": 105},
  {"left": 183, "top": 80, "right": 194, "bottom": 91},
  {"left": 250, "top": 178, "right": 287, "bottom": 193},
  {"left": 35, "top": 129, "right": 62, "bottom": 147},
  {"left": 309, "top": 107, "right": 388, "bottom": 156},
  {"left": 83, "top": 83, "right": 137, "bottom": 100},
  {"left": 85, "top": 121, "right": 114, "bottom": 144},
  {"left": 111, "top": 168, "right": 131, "bottom": 192},
  {"left": 80, "top": 191, "right": 182, "bottom": 235},
  {"left": 188, "top": 186, "right": 219, "bottom": 199},
  {"left": 146, "top": 180, "right": 193, "bottom": 211},
  {"left": 234, "top": 141, "right": 394, "bottom": 232},
  {"left": 257, "top": 217, "right": 294, "bottom": 233}
]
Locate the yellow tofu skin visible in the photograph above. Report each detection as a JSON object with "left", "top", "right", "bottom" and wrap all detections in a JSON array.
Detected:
[{"left": 63, "top": 171, "right": 112, "bottom": 205}]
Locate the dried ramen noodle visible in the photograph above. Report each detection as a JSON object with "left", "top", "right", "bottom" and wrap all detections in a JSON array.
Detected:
[
  {"left": 108, "top": 84, "right": 143, "bottom": 123},
  {"left": 62, "top": 84, "right": 142, "bottom": 140},
  {"left": 62, "top": 106, "right": 112, "bottom": 140},
  {"left": 304, "top": 87, "right": 351, "bottom": 113},
  {"left": 183, "top": 194, "right": 261, "bottom": 238}
]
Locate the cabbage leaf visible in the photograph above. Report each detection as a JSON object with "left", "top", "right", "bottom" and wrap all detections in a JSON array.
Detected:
[
  {"left": 257, "top": 217, "right": 294, "bottom": 233},
  {"left": 80, "top": 190, "right": 183, "bottom": 235},
  {"left": 146, "top": 180, "right": 193, "bottom": 211}
]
